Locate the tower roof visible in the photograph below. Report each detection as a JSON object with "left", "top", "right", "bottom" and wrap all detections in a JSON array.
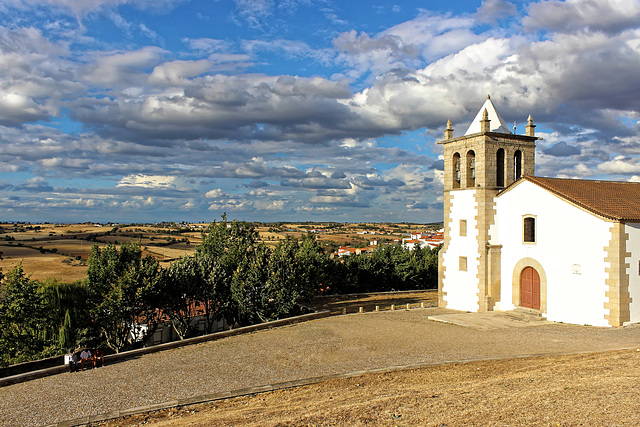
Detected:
[{"left": 464, "top": 95, "right": 512, "bottom": 136}]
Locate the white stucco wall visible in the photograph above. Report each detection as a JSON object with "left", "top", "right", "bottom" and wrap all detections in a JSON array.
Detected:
[
  {"left": 625, "top": 223, "right": 640, "bottom": 324},
  {"left": 442, "top": 189, "right": 480, "bottom": 312},
  {"left": 492, "top": 181, "right": 611, "bottom": 327}
]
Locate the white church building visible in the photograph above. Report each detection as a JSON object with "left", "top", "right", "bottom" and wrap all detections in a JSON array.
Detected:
[{"left": 438, "top": 96, "right": 640, "bottom": 327}]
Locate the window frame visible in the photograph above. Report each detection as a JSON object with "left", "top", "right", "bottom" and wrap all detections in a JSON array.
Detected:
[{"left": 523, "top": 215, "right": 536, "bottom": 244}]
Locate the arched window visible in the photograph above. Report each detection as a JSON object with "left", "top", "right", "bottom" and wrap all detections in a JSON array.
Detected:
[
  {"left": 466, "top": 150, "right": 476, "bottom": 187},
  {"left": 453, "top": 153, "right": 461, "bottom": 189},
  {"left": 514, "top": 150, "right": 522, "bottom": 180},
  {"left": 496, "top": 148, "right": 505, "bottom": 187},
  {"left": 523, "top": 216, "right": 535, "bottom": 243}
]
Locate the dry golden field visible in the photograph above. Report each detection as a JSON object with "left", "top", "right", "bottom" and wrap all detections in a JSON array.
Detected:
[{"left": 0, "top": 244, "right": 88, "bottom": 282}]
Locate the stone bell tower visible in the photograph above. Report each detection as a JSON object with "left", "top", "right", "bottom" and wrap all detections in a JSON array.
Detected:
[{"left": 438, "top": 95, "right": 538, "bottom": 312}]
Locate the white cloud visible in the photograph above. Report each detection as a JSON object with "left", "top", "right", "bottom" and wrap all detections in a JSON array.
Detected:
[
  {"left": 255, "top": 199, "right": 284, "bottom": 211},
  {"left": 0, "top": 26, "right": 78, "bottom": 125},
  {"left": 598, "top": 155, "right": 640, "bottom": 174},
  {"left": 475, "top": 0, "right": 518, "bottom": 24},
  {"left": 208, "top": 199, "right": 251, "bottom": 211},
  {"left": 2, "top": 1, "right": 640, "bottom": 223},
  {"left": 524, "top": 0, "right": 640, "bottom": 33},
  {"left": 83, "top": 47, "right": 166, "bottom": 87},
  {"left": 149, "top": 59, "right": 211, "bottom": 85},
  {"left": 204, "top": 188, "right": 226, "bottom": 199},
  {"left": 117, "top": 174, "right": 193, "bottom": 190}
]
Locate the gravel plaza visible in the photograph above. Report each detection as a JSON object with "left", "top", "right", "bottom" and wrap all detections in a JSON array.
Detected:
[{"left": 2, "top": 307, "right": 640, "bottom": 426}]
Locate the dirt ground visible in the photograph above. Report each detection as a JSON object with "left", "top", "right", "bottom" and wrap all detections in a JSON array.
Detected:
[
  {"left": 307, "top": 291, "right": 438, "bottom": 314},
  {"left": 101, "top": 348, "right": 640, "bottom": 426}
]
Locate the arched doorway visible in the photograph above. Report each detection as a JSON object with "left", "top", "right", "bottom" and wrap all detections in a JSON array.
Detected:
[{"left": 520, "top": 267, "right": 540, "bottom": 310}]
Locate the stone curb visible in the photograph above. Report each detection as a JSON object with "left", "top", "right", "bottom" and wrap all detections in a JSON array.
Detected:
[
  {"left": 48, "top": 347, "right": 640, "bottom": 427},
  {"left": 0, "top": 310, "right": 331, "bottom": 388},
  {"left": 313, "top": 289, "right": 435, "bottom": 300}
]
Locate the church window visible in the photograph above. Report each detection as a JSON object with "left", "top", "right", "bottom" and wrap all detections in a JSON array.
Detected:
[
  {"left": 453, "top": 153, "right": 461, "bottom": 188},
  {"left": 459, "top": 256, "right": 467, "bottom": 271},
  {"left": 466, "top": 150, "right": 476, "bottom": 187},
  {"left": 514, "top": 150, "right": 522, "bottom": 180},
  {"left": 523, "top": 216, "right": 536, "bottom": 243},
  {"left": 460, "top": 219, "right": 467, "bottom": 236},
  {"left": 496, "top": 148, "right": 505, "bottom": 187}
]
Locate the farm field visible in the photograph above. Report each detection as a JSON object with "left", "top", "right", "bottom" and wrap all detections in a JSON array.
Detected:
[
  {"left": 0, "top": 221, "right": 441, "bottom": 282},
  {"left": 0, "top": 244, "right": 88, "bottom": 283}
]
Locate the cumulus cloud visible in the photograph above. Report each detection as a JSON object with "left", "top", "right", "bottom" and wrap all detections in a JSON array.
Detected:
[
  {"left": 204, "top": 188, "right": 227, "bottom": 199},
  {"left": 2, "top": 1, "right": 640, "bottom": 222},
  {"left": 0, "top": 26, "right": 79, "bottom": 125},
  {"left": 149, "top": 59, "right": 212, "bottom": 85},
  {"left": 117, "top": 174, "right": 194, "bottom": 191},
  {"left": 475, "top": 0, "right": 518, "bottom": 24},
  {"left": 543, "top": 141, "right": 581, "bottom": 157},
  {"left": 524, "top": 0, "right": 640, "bottom": 34},
  {"left": 83, "top": 47, "right": 166, "bottom": 87},
  {"left": 598, "top": 155, "right": 640, "bottom": 174},
  {"left": 71, "top": 74, "right": 367, "bottom": 144}
]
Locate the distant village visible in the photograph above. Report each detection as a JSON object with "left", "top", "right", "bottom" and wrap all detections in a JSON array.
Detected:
[{"left": 333, "top": 228, "right": 444, "bottom": 258}]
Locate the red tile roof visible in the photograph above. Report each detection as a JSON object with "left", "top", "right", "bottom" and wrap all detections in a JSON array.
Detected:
[{"left": 516, "top": 176, "right": 640, "bottom": 221}]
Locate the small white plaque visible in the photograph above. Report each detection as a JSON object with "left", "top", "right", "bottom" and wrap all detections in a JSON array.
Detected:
[{"left": 572, "top": 264, "right": 581, "bottom": 275}]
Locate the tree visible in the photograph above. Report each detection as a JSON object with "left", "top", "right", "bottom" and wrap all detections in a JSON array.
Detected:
[
  {"left": 39, "top": 279, "right": 90, "bottom": 351},
  {"left": 194, "top": 252, "right": 233, "bottom": 333},
  {"left": 294, "top": 233, "right": 332, "bottom": 300},
  {"left": 264, "top": 240, "right": 301, "bottom": 320},
  {"left": 160, "top": 254, "right": 233, "bottom": 339},
  {"left": 160, "top": 256, "right": 202, "bottom": 340},
  {"left": 231, "top": 244, "right": 271, "bottom": 325},
  {"left": 231, "top": 239, "right": 301, "bottom": 325},
  {"left": 196, "top": 215, "right": 259, "bottom": 329},
  {"left": 86, "top": 242, "right": 162, "bottom": 353},
  {"left": 0, "top": 264, "right": 50, "bottom": 366}
]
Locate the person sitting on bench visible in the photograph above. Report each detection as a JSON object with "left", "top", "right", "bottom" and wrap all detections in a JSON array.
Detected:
[
  {"left": 68, "top": 351, "right": 78, "bottom": 372},
  {"left": 80, "top": 349, "right": 92, "bottom": 370},
  {"left": 94, "top": 349, "right": 104, "bottom": 368}
]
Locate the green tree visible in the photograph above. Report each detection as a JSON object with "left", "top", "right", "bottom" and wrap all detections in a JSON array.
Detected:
[
  {"left": 231, "top": 239, "right": 301, "bottom": 325},
  {"left": 39, "top": 279, "right": 90, "bottom": 351},
  {"left": 160, "top": 256, "right": 201, "bottom": 339},
  {"left": 294, "top": 234, "right": 332, "bottom": 300},
  {"left": 194, "top": 252, "right": 233, "bottom": 332},
  {"left": 0, "top": 264, "right": 50, "bottom": 366},
  {"left": 196, "top": 215, "right": 259, "bottom": 329},
  {"left": 231, "top": 244, "right": 271, "bottom": 325},
  {"left": 264, "top": 240, "right": 302, "bottom": 320},
  {"left": 86, "top": 242, "right": 162, "bottom": 353},
  {"left": 161, "top": 254, "right": 232, "bottom": 338}
]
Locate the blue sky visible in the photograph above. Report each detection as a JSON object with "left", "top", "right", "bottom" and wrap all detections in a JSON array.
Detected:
[{"left": 1, "top": 0, "right": 640, "bottom": 223}]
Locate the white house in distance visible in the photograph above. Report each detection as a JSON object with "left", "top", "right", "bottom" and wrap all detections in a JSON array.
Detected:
[{"left": 438, "top": 95, "right": 640, "bottom": 327}]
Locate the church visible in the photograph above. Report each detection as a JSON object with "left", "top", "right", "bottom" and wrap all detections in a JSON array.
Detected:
[{"left": 437, "top": 96, "right": 640, "bottom": 327}]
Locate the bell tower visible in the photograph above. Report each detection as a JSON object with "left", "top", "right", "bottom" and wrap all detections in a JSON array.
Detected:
[{"left": 438, "top": 95, "right": 538, "bottom": 312}]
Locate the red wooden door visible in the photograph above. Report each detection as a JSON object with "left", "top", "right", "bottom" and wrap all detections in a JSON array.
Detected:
[{"left": 521, "top": 267, "right": 540, "bottom": 310}]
